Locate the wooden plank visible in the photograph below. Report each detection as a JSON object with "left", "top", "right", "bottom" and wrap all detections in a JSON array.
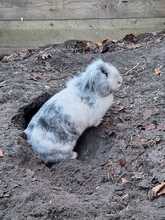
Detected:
[
  {"left": 0, "top": 18, "right": 165, "bottom": 48},
  {"left": 0, "top": 0, "right": 165, "bottom": 20}
]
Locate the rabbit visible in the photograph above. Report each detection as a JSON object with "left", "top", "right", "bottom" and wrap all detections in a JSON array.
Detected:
[{"left": 24, "top": 59, "right": 122, "bottom": 163}]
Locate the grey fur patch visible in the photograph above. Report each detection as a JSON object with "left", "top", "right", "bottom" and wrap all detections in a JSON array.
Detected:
[
  {"left": 38, "top": 104, "right": 80, "bottom": 144},
  {"left": 80, "top": 95, "right": 96, "bottom": 107},
  {"left": 75, "top": 78, "right": 96, "bottom": 106},
  {"left": 96, "top": 82, "right": 112, "bottom": 97}
]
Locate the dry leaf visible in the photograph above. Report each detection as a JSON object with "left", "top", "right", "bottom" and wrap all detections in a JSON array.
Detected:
[
  {"left": 95, "top": 41, "right": 103, "bottom": 47},
  {"left": 102, "top": 39, "right": 112, "bottom": 44},
  {"left": 143, "top": 108, "right": 159, "bottom": 120},
  {"left": 41, "top": 53, "right": 52, "bottom": 60},
  {"left": 154, "top": 68, "right": 161, "bottom": 76},
  {"left": 127, "top": 43, "right": 142, "bottom": 49},
  {"left": 144, "top": 123, "right": 156, "bottom": 131},
  {"left": 29, "top": 73, "right": 46, "bottom": 81},
  {"left": 131, "top": 137, "right": 147, "bottom": 146},
  {"left": 2, "top": 54, "right": 17, "bottom": 62},
  {"left": 0, "top": 148, "right": 4, "bottom": 157},
  {"left": 148, "top": 182, "right": 165, "bottom": 200},
  {"left": 123, "top": 33, "right": 137, "bottom": 43},
  {"left": 121, "top": 177, "right": 128, "bottom": 184},
  {"left": 143, "top": 109, "right": 153, "bottom": 120},
  {"left": 157, "top": 122, "right": 165, "bottom": 131},
  {"left": 118, "top": 159, "right": 126, "bottom": 167},
  {"left": 85, "top": 42, "right": 99, "bottom": 51}
]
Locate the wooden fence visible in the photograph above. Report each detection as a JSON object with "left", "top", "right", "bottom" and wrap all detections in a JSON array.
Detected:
[{"left": 0, "top": 0, "right": 165, "bottom": 50}]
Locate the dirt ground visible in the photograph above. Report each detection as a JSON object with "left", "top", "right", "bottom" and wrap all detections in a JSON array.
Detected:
[{"left": 0, "top": 32, "right": 165, "bottom": 220}]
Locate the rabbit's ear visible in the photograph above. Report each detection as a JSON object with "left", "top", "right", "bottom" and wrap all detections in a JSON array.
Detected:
[
  {"left": 78, "top": 72, "right": 96, "bottom": 93},
  {"left": 83, "top": 75, "right": 95, "bottom": 92},
  {"left": 96, "top": 80, "right": 112, "bottom": 97}
]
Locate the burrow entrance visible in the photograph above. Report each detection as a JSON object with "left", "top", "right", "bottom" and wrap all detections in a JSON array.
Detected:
[
  {"left": 12, "top": 92, "right": 52, "bottom": 130},
  {"left": 11, "top": 93, "right": 106, "bottom": 160}
]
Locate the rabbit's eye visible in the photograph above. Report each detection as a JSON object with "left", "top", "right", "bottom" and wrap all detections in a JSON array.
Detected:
[{"left": 100, "top": 67, "right": 108, "bottom": 77}]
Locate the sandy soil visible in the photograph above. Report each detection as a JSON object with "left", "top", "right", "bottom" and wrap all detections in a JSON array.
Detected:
[{"left": 0, "top": 32, "right": 165, "bottom": 220}]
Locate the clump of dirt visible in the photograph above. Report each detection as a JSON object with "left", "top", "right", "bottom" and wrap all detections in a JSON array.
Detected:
[{"left": 0, "top": 32, "right": 165, "bottom": 220}]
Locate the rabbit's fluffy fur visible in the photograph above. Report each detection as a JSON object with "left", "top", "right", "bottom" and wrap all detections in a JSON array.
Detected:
[{"left": 24, "top": 59, "right": 122, "bottom": 162}]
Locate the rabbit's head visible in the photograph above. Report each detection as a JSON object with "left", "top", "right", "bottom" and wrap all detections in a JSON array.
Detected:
[{"left": 80, "top": 59, "right": 122, "bottom": 97}]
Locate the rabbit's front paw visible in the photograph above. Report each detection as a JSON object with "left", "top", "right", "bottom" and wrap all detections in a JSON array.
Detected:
[{"left": 71, "top": 151, "right": 78, "bottom": 159}]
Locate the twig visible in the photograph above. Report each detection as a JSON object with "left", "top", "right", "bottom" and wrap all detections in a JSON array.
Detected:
[
  {"left": 0, "top": 80, "right": 7, "bottom": 88},
  {"left": 46, "top": 75, "right": 69, "bottom": 82},
  {"left": 124, "top": 62, "right": 141, "bottom": 75}
]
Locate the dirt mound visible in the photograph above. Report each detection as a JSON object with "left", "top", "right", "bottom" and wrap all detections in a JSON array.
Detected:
[{"left": 0, "top": 32, "right": 165, "bottom": 219}]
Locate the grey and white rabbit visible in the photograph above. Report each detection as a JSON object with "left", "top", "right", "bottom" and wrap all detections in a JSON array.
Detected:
[{"left": 24, "top": 59, "right": 122, "bottom": 163}]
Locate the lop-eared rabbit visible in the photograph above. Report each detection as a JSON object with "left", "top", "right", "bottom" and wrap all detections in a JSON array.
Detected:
[{"left": 24, "top": 59, "right": 122, "bottom": 163}]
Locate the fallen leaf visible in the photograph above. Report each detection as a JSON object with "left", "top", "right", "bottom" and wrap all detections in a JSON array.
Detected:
[
  {"left": 85, "top": 41, "right": 100, "bottom": 51},
  {"left": 95, "top": 41, "right": 102, "bottom": 47},
  {"left": 41, "top": 53, "right": 52, "bottom": 60},
  {"left": 154, "top": 67, "right": 161, "bottom": 76},
  {"left": 123, "top": 33, "right": 137, "bottom": 43},
  {"left": 2, "top": 54, "right": 17, "bottom": 62},
  {"left": 0, "top": 148, "right": 4, "bottom": 157},
  {"left": 101, "top": 41, "right": 116, "bottom": 53},
  {"left": 154, "top": 136, "right": 161, "bottom": 144},
  {"left": 126, "top": 43, "right": 142, "bottom": 49},
  {"left": 148, "top": 182, "right": 165, "bottom": 200},
  {"left": 143, "top": 109, "right": 153, "bottom": 120},
  {"left": 131, "top": 137, "right": 147, "bottom": 146},
  {"left": 157, "top": 122, "right": 165, "bottom": 131},
  {"left": 121, "top": 177, "right": 128, "bottom": 184},
  {"left": 64, "top": 40, "right": 100, "bottom": 53},
  {"left": 143, "top": 108, "right": 159, "bottom": 120},
  {"left": 145, "top": 136, "right": 161, "bottom": 146},
  {"left": 155, "top": 38, "right": 161, "bottom": 43},
  {"left": 29, "top": 73, "right": 46, "bottom": 81},
  {"left": 144, "top": 123, "right": 156, "bottom": 131},
  {"left": 118, "top": 159, "right": 127, "bottom": 167},
  {"left": 102, "top": 38, "right": 112, "bottom": 45}
]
